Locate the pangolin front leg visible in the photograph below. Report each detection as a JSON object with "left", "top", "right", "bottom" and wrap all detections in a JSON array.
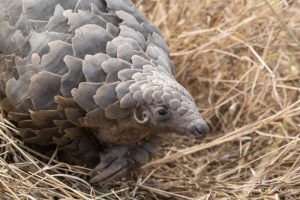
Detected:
[{"left": 89, "top": 136, "right": 159, "bottom": 184}]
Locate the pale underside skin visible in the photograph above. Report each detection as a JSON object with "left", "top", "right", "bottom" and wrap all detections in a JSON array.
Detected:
[{"left": 0, "top": 0, "right": 208, "bottom": 183}]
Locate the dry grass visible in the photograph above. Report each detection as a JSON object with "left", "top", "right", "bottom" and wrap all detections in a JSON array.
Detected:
[{"left": 1, "top": 0, "right": 300, "bottom": 199}]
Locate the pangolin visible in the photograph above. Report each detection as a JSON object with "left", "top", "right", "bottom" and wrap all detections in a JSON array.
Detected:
[{"left": 0, "top": 0, "right": 209, "bottom": 183}]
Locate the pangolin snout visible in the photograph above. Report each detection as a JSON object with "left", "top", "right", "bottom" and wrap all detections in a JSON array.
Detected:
[{"left": 187, "top": 119, "right": 209, "bottom": 139}]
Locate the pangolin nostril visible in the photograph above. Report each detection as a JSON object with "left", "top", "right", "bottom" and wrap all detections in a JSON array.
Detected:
[{"left": 193, "top": 123, "right": 209, "bottom": 138}]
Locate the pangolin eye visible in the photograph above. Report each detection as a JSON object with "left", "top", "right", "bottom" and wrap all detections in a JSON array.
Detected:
[{"left": 158, "top": 107, "right": 168, "bottom": 116}]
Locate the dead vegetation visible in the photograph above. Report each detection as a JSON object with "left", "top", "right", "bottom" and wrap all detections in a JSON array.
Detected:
[{"left": 1, "top": 0, "right": 300, "bottom": 199}]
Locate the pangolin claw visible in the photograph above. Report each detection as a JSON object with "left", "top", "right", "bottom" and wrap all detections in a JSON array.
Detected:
[{"left": 89, "top": 146, "right": 135, "bottom": 184}]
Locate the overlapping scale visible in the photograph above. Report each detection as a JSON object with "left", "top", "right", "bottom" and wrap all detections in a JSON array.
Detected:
[
  {"left": 29, "top": 71, "right": 62, "bottom": 110},
  {"left": 71, "top": 82, "right": 102, "bottom": 112},
  {"left": 94, "top": 82, "right": 119, "bottom": 109},
  {"left": 105, "top": 100, "right": 130, "bottom": 119},
  {"left": 101, "top": 58, "right": 131, "bottom": 82},
  {"left": 61, "top": 55, "right": 85, "bottom": 97},
  {"left": 72, "top": 24, "right": 113, "bottom": 58},
  {"left": 40, "top": 41, "right": 73, "bottom": 75},
  {"left": 63, "top": 9, "right": 107, "bottom": 32},
  {"left": 82, "top": 53, "right": 109, "bottom": 82},
  {"left": 46, "top": 4, "right": 68, "bottom": 33}
]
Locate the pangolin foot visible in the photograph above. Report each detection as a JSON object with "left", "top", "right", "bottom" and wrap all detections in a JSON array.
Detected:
[{"left": 89, "top": 146, "right": 134, "bottom": 184}]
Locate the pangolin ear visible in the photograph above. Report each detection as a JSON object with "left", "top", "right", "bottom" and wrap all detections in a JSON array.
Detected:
[{"left": 133, "top": 105, "right": 150, "bottom": 124}]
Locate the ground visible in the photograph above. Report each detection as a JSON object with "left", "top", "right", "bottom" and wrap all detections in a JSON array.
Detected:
[{"left": 0, "top": 0, "right": 300, "bottom": 199}]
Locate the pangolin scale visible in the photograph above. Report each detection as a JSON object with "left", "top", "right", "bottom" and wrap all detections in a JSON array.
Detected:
[{"left": 0, "top": 0, "right": 208, "bottom": 183}]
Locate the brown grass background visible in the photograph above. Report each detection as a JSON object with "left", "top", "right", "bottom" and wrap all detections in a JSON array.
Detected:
[{"left": 1, "top": 0, "right": 300, "bottom": 199}]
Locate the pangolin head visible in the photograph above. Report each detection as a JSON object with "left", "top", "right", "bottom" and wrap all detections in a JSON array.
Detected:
[{"left": 127, "top": 64, "right": 209, "bottom": 139}]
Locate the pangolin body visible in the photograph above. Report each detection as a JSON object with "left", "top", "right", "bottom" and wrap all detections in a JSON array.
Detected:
[{"left": 0, "top": 0, "right": 208, "bottom": 183}]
